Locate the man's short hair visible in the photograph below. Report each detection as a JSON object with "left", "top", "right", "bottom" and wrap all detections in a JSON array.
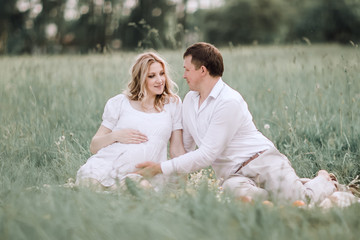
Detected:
[{"left": 183, "top": 42, "right": 224, "bottom": 77}]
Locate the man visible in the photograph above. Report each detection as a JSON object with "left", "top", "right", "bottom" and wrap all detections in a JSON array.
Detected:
[{"left": 136, "top": 42, "right": 335, "bottom": 203}]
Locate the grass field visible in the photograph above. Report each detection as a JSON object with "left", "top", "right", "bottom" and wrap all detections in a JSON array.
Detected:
[{"left": 0, "top": 44, "right": 359, "bottom": 239}]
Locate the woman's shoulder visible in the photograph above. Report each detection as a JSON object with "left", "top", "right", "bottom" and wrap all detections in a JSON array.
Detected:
[
  {"left": 108, "top": 93, "right": 127, "bottom": 101},
  {"left": 106, "top": 93, "right": 127, "bottom": 105},
  {"left": 103, "top": 94, "right": 129, "bottom": 112}
]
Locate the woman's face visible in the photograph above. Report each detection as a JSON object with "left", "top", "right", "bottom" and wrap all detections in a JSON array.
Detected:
[{"left": 145, "top": 62, "right": 166, "bottom": 98}]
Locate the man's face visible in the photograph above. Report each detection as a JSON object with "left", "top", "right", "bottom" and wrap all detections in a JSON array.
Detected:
[{"left": 183, "top": 55, "right": 202, "bottom": 91}]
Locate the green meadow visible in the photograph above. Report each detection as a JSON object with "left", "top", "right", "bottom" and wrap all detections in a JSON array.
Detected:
[{"left": 0, "top": 45, "right": 359, "bottom": 239}]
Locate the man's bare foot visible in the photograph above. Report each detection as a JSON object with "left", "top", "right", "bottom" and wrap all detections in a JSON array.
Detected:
[
  {"left": 318, "top": 170, "right": 339, "bottom": 191},
  {"left": 317, "top": 170, "right": 331, "bottom": 181}
]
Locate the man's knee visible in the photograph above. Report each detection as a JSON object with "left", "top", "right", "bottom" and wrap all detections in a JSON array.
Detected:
[
  {"left": 222, "top": 177, "right": 242, "bottom": 191},
  {"left": 222, "top": 176, "right": 268, "bottom": 200}
]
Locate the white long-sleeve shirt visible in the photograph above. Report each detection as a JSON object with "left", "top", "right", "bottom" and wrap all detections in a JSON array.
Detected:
[{"left": 161, "top": 78, "right": 274, "bottom": 180}]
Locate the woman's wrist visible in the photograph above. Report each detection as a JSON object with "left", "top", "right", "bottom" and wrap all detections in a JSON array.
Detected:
[{"left": 110, "top": 131, "right": 117, "bottom": 143}]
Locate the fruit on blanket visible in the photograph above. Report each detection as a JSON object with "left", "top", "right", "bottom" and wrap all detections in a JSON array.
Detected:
[
  {"left": 262, "top": 200, "right": 274, "bottom": 207},
  {"left": 293, "top": 200, "right": 305, "bottom": 207},
  {"left": 237, "top": 196, "right": 253, "bottom": 203}
]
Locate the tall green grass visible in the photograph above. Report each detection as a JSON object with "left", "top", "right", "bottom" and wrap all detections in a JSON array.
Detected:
[{"left": 0, "top": 45, "right": 359, "bottom": 239}]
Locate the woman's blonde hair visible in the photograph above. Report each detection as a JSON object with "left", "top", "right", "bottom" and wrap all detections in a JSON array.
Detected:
[{"left": 125, "top": 52, "right": 178, "bottom": 111}]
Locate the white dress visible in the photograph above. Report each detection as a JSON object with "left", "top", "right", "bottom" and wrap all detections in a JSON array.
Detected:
[{"left": 76, "top": 94, "right": 182, "bottom": 187}]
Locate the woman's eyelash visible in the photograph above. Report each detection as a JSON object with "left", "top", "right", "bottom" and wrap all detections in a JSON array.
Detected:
[{"left": 148, "top": 72, "right": 165, "bottom": 78}]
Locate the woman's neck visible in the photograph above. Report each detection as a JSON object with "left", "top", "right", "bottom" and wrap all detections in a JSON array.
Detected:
[
  {"left": 135, "top": 96, "right": 158, "bottom": 113},
  {"left": 141, "top": 96, "right": 155, "bottom": 107}
]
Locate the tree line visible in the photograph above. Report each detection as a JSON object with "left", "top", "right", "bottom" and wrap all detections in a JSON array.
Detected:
[{"left": 1, "top": 0, "right": 360, "bottom": 54}]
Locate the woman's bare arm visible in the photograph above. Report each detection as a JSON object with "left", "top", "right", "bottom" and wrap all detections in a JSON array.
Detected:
[
  {"left": 169, "top": 129, "right": 186, "bottom": 158},
  {"left": 90, "top": 125, "right": 148, "bottom": 154}
]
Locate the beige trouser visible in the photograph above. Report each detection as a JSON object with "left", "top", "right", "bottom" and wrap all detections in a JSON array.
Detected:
[{"left": 222, "top": 147, "right": 336, "bottom": 203}]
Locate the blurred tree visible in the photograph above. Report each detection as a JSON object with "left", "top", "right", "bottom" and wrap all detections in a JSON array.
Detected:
[
  {"left": 199, "top": 0, "right": 285, "bottom": 46},
  {"left": 0, "top": 0, "right": 12, "bottom": 54},
  {"left": 198, "top": 0, "right": 360, "bottom": 46},
  {"left": 288, "top": 0, "right": 360, "bottom": 43},
  {"left": 33, "top": 0, "right": 67, "bottom": 53},
  {"left": 69, "top": 0, "right": 127, "bottom": 53},
  {"left": 71, "top": 0, "right": 108, "bottom": 53},
  {"left": 119, "top": 0, "right": 177, "bottom": 49},
  {"left": 174, "top": 0, "right": 188, "bottom": 48},
  {"left": 2, "top": 0, "right": 360, "bottom": 54},
  {"left": 0, "top": 0, "right": 31, "bottom": 54}
]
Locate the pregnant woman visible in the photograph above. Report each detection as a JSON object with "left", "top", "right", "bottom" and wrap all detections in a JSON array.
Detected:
[{"left": 76, "top": 52, "right": 185, "bottom": 190}]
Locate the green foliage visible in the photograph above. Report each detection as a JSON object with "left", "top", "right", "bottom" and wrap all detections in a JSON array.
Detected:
[
  {"left": 120, "top": 0, "right": 177, "bottom": 49},
  {"left": 0, "top": 0, "right": 184, "bottom": 54},
  {"left": 198, "top": 0, "right": 360, "bottom": 46},
  {"left": 0, "top": 45, "right": 360, "bottom": 239},
  {"left": 288, "top": 0, "right": 360, "bottom": 43},
  {"left": 200, "top": 0, "right": 285, "bottom": 45},
  {"left": 2, "top": 0, "right": 360, "bottom": 54}
]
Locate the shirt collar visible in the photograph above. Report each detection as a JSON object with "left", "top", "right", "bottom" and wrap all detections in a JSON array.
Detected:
[
  {"left": 208, "top": 77, "right": 224, "bottom": 99},
  {"left": 191, "top": 77, "right": 224, "bottom": 100}
]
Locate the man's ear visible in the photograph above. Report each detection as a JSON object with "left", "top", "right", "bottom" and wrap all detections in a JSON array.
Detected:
[{"left": 200, "top": 66, "right": 207, "bottom": 74}]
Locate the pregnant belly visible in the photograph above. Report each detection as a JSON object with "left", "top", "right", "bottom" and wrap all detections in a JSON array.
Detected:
[
  {"left": 108, "top": 138, "right": 166, "bottom": 176},
  {"left": 129, "top": 138, "right": 166, "bottom": 162},
  {"left": 99, "top": 137, "right": 165, "bottom": 164}
]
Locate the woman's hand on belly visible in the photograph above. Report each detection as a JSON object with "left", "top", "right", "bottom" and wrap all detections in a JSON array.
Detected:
[{"left": 112, "top": 129, "right": 148, "bottom": 144}]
